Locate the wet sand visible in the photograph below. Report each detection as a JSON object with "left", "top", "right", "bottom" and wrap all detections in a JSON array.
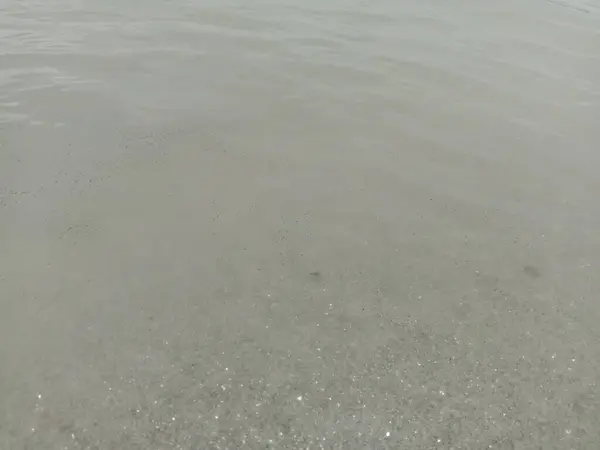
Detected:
[{"left": 2, "top": 0, "right": 600, "bottom": 448}]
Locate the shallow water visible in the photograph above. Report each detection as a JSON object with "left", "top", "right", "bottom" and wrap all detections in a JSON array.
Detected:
[{"left": 1, "top": 1, "right": 600, "bottom": 448}]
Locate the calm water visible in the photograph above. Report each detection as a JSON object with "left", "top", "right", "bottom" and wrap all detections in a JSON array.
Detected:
[{"left": 2, "top": 1, "right": 600, "bottom": 448}]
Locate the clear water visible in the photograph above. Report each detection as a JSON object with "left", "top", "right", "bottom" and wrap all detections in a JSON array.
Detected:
[{"left": 1, "top": 1, "right": 600, "bottom": 448}]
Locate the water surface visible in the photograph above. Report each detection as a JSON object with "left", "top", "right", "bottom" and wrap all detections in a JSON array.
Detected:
[{"left": 1, "top": 1, "right": 600, "bottom": 448}]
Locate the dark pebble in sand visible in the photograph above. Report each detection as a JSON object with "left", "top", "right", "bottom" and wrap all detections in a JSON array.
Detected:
[{"left": 523, "top": 265, "right": 542, "bottom": 278}]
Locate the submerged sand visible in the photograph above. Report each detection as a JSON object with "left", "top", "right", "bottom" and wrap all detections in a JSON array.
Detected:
[{"left": 2, "top": 0, "right": 600, "bottom": 448}]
